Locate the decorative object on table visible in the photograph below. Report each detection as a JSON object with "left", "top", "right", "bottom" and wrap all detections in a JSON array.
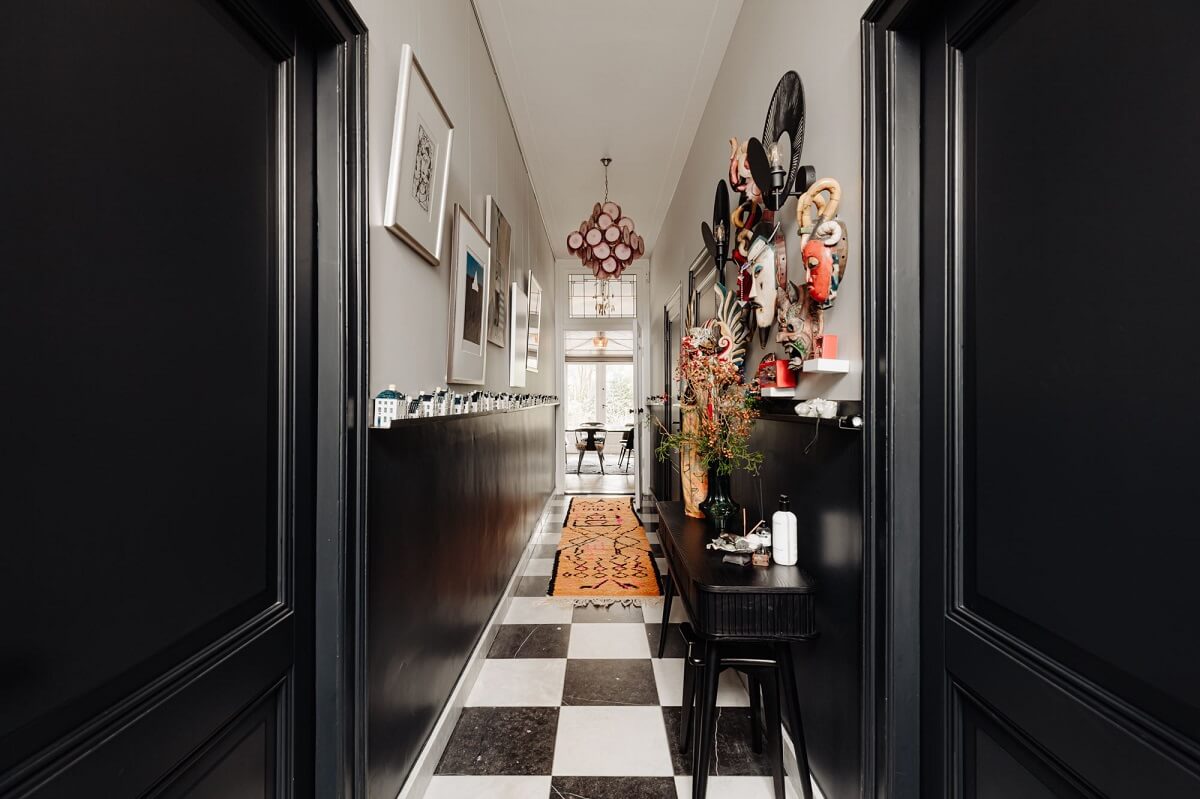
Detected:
[
  {"left": 373, "top": 385, "right": 401, "bottom": 428},
  {"left": 383, "top": 43, "right": 453, "bottom": 265},
  {"left": 526, "top": 271, "right": 541, "bottom": 372},
  {"left": 653, "top": 328, "right": 763, "bottom": 532},
  {"left": 772, "top": 494, "right": 798, "bottom": 566},
  {"left": 565, "top": 157, "right": 643, "bottom": 278},
  {"left": 679, "top": 404, "right": 708, "bottom": 518},
  {"left": 548, "top": 497, "right": 661, "bottom": 598},
  {"left": 446, "top": 205, "right": 489, "bottom": 385},
  {"left": 700, "top": 180, "right": 732, "bottom": 287},
  {"left": 509, "top": 281, "right": 528, "bottom": 388},
  {"left": 794, "top": 397, "right": 838, "bottom": 419},
  {"left": 485, "top": 196, "right": 511, "bottom": 347}
]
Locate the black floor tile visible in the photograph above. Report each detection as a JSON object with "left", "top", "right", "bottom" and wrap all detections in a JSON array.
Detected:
[
  {"left": 571, "top": 603, "right": 646, "bottom": 623},
  {"left": 561, "top": 659, "right": 659, "bottom": 706},
  {"left": 488, "top": 624, "right": 571, "bottom": 658},
  {"left": 645, "top": 623, "right": 688, "bottom": 658},
  {"left": 435, "top": 706, "right": 559, "bottom": 775},
  {"left": 548, "top": 776, "right": 677, "bottom": 798},
  {"left": 514, "top": 575, "right": 551, "bottom": 597},
  {"left": 661, "top": 707, "right": 775, "bottom": 776},
  {"left": 650, "top": 543, "right": 663, "bottom": 555}
]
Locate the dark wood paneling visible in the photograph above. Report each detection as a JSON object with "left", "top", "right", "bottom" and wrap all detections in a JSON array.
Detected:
[
  {"left": 731, "top": 416, "right": 863, "bottom": 799},
  {"left": 366, "top": 405, "right": 556, "bottom": 798}
]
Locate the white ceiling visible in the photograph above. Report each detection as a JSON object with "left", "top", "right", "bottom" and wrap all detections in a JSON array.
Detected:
[{"left": 474, "top": 0, "right": 743, "bottom": 259}]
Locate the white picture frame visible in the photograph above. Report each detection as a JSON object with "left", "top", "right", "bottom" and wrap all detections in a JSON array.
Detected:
[
  {"left": 526, "top": 271, "right": 541, "bottom": 373},
  {"left": 485, "top": 196, "right": 510, "bottom": 347},
  {"left": 447, "top": 206, "right": 490, "bottom": 384},
  {"left": 509, "top": 282, "right": 528, "bottom": 388},
  {"left": 383, "top": 43, "right": 454, "bottom": 265}
]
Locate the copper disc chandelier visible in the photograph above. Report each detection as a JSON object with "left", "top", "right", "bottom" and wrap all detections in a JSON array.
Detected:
[{"left": 566, "top": 157, "right": 643, "bottom": 279}]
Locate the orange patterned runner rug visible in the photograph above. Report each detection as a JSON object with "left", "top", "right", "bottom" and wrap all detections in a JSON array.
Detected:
[{"left": 548, "top": 496, "right": 662, "bottom": 598}]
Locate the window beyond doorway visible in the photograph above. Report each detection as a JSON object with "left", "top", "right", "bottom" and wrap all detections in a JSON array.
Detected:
[{"left": 565, "top": 361, "right": 634, "bottom": 429}]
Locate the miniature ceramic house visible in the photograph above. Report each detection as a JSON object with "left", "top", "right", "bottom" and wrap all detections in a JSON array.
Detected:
[{"left": 373, "top": 385, "right": 401, "bottom": 428}]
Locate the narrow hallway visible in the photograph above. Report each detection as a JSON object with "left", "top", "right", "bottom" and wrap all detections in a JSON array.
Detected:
[{"left": 423, "top": 496, "right": 812, "bottom": 799}]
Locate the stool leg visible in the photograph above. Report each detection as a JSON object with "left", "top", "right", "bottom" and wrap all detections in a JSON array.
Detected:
[
  {"left": 778, "top": 644, "right": 813, "bottom": 799},
  {"left": 748, "top": 673, "right": 763, "bottom": 754},
  {"left": 764, "top": 671, "right": 785, "bottom": 799},
  {"left": 693, "top": 643, "right": 722, "bottom": 799},
  {"left": 576, "top": 449, "right": 584, "bottom": 474},
  {"left": 680, "top": 645, "right": 697, "bottom": 750},
  {"left": 657, "top": 576, "right": 674, "bottom": 658}
]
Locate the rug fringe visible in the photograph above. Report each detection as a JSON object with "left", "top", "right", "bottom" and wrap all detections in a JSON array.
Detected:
[{"left": 570, "top": 597, "right": 647, "bottom": 609}]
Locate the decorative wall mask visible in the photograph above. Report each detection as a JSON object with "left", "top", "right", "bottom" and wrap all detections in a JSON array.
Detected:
[
  {"left": 796, "top": 177, "right": 848, "bottom": 308},
  {"left": 776, "top": 280, "right": 815, "bottom": 365},
  {"left": 744, "top": 230, "right": 777, "bottom": 331},
  {"left": 566, "top": 157, "right": 643, "bottom": 279},
  {"left": 707, "top": 281, "right": 749, "bottom": 373}
]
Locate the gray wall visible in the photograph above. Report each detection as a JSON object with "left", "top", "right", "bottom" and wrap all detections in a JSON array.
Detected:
[
  {"left": 650, "top": 0, "right": 870, "bottom": 401},
  {"left": 356, "top": 0, "right": 557, "bottom": 396}
]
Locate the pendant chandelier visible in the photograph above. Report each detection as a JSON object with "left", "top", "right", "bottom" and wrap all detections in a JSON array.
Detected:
[{"left": 566, "top": 157, "right": 643, "bottom": 279}]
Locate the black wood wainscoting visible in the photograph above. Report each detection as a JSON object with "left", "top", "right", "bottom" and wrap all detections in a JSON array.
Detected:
[
  {"left": 366, "top": 404, "right": 557, "bottom": 797},
  {"left": 731, "top": 408, "right": 864, "bottom": 799}
]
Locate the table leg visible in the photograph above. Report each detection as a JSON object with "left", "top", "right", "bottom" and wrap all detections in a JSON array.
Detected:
[
  {"left": 692, "top": 643, "right": 721, "bottom": 799},
  {"left": 657, "top": 575, "right": 674, "bottom": 658},
  {"left": 778, "top": 643, "right": 813, "bottom": 799}
]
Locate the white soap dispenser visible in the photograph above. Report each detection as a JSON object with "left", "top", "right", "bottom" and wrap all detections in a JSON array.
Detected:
[{"left": 772, "top": 494, "right": 798, "bottom": 566}]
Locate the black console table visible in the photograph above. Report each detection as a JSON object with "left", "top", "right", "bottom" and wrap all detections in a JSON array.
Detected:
[
  {"left": 655, "top": 500, "right": 817, "bottom": 641},
  {"left": 655, "top": 499, "right": 818, "bottom": 799}
]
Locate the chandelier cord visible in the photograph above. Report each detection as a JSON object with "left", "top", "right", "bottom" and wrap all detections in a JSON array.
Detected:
[{"left": 601, "top": 156, "right": 611, "bottom": 203}]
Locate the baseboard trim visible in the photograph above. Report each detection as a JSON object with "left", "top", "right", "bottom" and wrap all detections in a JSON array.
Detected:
[{"left": 393, "top": 493, "right": 554, "bottom": 799}]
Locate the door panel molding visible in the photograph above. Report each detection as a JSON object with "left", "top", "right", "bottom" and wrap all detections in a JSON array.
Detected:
[
  {"left": 948, "top": 618, "right": 1200, "bottom": 797},
  {"left": 864, "top": 0, "right": 1200, "bottom": 796}
]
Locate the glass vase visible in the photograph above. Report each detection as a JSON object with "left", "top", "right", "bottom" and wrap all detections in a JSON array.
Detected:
[{"left": 699, "top": 462, "right": 739, "bottom": 532}]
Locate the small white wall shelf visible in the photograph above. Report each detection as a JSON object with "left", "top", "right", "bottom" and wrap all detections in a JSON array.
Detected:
[{"left": 801, "top": 358, "right": 850, "bottom": 374}]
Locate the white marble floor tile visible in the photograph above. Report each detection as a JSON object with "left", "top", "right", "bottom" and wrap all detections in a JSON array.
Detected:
[
  {"left": 640, "top": 598, "right": 689, "bottom": 625},
  {"left": 465, "top": 659, "right": 567, "bottom": 707},
  {"left": 553, "top": 706, "right": 674, "bottom": 776},
  {"left": 567, "top": 623, "right": 652, "bottom": 659},
  {"left": 425, "top": 776, "right": 552, "bottom": 798},
  {"left": 656, "top": 557, "right": 669, "bottom": 575},
  {"left": 503, "top": 597, "right": 574, "bottom": 625},
  {"left": 536, "top": 532, "right": 563, "bottom": 546},
  {"left": 645, "top": 531, "right": 661, "bottom": 545}
]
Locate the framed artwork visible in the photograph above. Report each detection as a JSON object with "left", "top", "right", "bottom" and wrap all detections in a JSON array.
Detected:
[
  {"left": 526, "top": 271, "right": 542, "bottom": 372},
  {"left": 447, "top": 206, "right": 490, "bottom": 384},
  {"left": 509, "top": 282, "right": 528, "bottom": 388},
  {"left": 485, "top": 196, "right": 511, "bottom": 347},
  {"left": 384, "top": 43, "right": 454, "bottom": 265}
]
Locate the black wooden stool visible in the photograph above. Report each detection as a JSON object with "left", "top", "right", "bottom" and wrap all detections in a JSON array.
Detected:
[{"left": 677, "top": 625, "right": 813, "bottom": 799}]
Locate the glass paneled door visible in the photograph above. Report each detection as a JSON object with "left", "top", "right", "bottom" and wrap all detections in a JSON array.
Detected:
[{"left": 565, "top": 362, "right": 634, "bottom": 430}]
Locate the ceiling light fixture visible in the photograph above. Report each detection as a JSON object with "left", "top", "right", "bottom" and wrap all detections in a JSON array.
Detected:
[
  {"left": 566, "top": 157, "right": 643, "bottom": 279},
  {"left": 592, "top": 332, "right": 609, "bottom": 349}
]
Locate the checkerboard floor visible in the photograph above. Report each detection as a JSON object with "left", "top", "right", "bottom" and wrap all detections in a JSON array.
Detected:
[{"left": 423, "top": 496, "right": 809, "bottom": 799}]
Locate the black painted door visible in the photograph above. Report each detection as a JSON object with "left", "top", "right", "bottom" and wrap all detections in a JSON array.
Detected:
[
  {"left": 0, "top": 1, "right": 355, "bottom": 795},
  {"left": 916, "top": 1, "right": 1200, "bottom": 796}
]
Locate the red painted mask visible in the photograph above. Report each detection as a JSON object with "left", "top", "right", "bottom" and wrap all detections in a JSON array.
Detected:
[{"left": 803, "top": 239, "right": 834, "bottom": 304}]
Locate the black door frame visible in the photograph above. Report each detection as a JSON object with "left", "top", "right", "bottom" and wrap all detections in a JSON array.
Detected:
[
  {"left": 861, "top": 2, "right": 929, "bottom": 797},
  {"left": 303, "top": 1, "right": 369, "bottom": 795}
]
